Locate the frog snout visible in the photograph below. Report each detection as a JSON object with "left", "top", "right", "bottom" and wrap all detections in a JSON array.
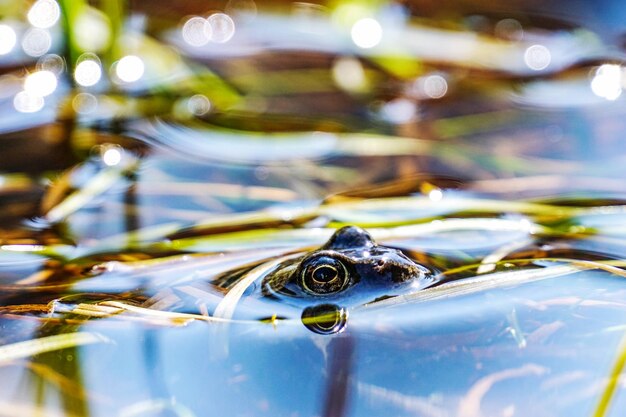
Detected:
[{"left": 368, "top": 252, "right": 424, "bottom": 283}]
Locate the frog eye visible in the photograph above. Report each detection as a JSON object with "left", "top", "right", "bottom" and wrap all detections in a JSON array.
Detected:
[{"left": 300, "top": 256, "right": 349, "bottom": 295}]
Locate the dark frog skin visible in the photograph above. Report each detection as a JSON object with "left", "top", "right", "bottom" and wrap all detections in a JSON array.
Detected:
[{"left": 262, "top": 225, "right": 431, "bottom": 308}]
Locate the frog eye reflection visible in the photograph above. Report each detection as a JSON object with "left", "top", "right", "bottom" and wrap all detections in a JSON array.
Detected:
[{"left": 301, "top": 256, "right": 349, "bottom": 295}]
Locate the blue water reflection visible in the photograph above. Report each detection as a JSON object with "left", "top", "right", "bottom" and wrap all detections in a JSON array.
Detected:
[{"left": 0, "top": 268, "right": 618, "bottom": 416}]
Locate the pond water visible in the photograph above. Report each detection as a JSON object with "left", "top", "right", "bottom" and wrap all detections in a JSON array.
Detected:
[{"left": 2, "top": 1, "right": 626, "bottom": 416}]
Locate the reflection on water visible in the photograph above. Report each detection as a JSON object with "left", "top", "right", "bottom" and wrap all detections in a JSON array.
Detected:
[{"left": 3, "top": 0, "right": 626, "bottom": 416}]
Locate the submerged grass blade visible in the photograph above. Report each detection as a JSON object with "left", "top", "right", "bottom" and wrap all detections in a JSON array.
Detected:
[
  {"left": 44, "top": 159, "right": 139, "bottom": 224},
  {"left": 0, "top": 401, "right": 82, "bottom": 417},
  {"left": 213, "top": 253, "right": 302, "bottom": 320},
  {"left": 141, "top": 185, "right": 580, "bottom": 237},
  {"left": 320, "top": 196, "right": 579, "bottom": 219},
  {"left": 0, "top": 243, "right": 75, "bottom": 261},
  {"left": 361, "top": 258, "right": 626, "bottom": 310},
  {"left": 591, "top": 332, "right": 626, "bottom": 417},
  {"left": 164, "top": 228, "right": 330, "bottom": 252},
  {"left": 119, "top": 399, "right": 196, "bottom": 417},
  {"left": 167, "top": 217, "right": 541, "bottom": 254},
  {"left": 97, "top": 301, "right": 258, "bottom": 325},
  {"left": 72, "top": 222, "right": 183, "bottom": 257},
  {"left": 178, "top": 195, "right": 575, "bottom": 239},
  {"left": 368, "top": 218, "right": 542, "bottom": 239},
  {"left": 355, "top": 381, "right": 447, "bottom": 417},
  {"left": 477, "top": 239, "right": 536, "bottom": 274},
  {"left": 0, "top": 333, "right": 110, "bottom": 366}
]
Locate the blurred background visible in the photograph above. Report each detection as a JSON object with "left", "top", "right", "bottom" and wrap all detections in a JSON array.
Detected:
[{"left": 3, "top": 0, "right": 626, "bottom": 244}]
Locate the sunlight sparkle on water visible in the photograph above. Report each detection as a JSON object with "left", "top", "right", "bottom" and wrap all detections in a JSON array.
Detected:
[
  {"left": 75, "top": 58, "right": 102, "bottom": 87},
  {"left": 0, "top": 24, "right": 17, "bottom": 55},
  {"left": 22, "top": 28, "right": 51, "bottom": 57},
  {"left": 13, "top": 91, "right": 44, "bottom": 113},
  {"left": 591, "top": 64, "right": 623, "bottom": 101},
  {"left": 182, "top": 16, "right": 210, "bottom": 47},
  {"left": 207, "top": 13, "right": 236, "bottom": 43},
  {"left": 24, "top": 70, "right": 57, "bottom": 97},
  {"left": 524, "top": 44, "right": 551, "bottom": 71},
  {"left": 27, "top": 0, "right": 60, "bottom": 29},
  {"left": 115, "top": 55, "right": 144, "bottom": 83},
  {"left": 351, "top": 18, "right": 382, "bottom": 49}
]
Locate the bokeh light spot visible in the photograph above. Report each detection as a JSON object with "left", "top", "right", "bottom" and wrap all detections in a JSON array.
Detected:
[
  {"left": 591, "top": 64, "right": 623, "bottom": 101},
  {"left": 22, "top": 28, "right": 52, "bottom": 57},
  {"left": 74, "top": 10, "right": 111, "bottom": 52},
  {"left": 115, "top": 55, "right": 144, "bottom": 83},
  {"left": 207, "top": 13, "right": 236, "bottom": 43},
  {"left": 381, "top": 98, "right": 417, "bottom": 124},
  {"left": 429, "top": 189, "right": 443, "bottom": 201},
  {"left": 14, "top": 91, "right": 44, "bottom": 113},
  {"left": 351, "top": 18, "right": 382, "bottom": 49},
  {"left": 182, "top": 16, "right": 210, "bottom": 47},
  {"left": 524, "top": 44, "right": 551, "bottom": 71},
  {"left": 332, "top": 57, "right": 367, "bottom": 92},
  {"left": 425, "top": 75, "right": 448, "bottom": 99},
  {"left": 188, "top": 94, "right": 211, "bottom": 116},
  {"left": 75, "top": 58, "right": 102, "bottom": 87},
  {"left": 0, "top": 24, "right": 17, "bottom": 55},
  {"left": 37, "top": 54, "right": 65, "bottom": 75},
  {"left": 72, "top": 93, "right": 98, "bottom": 114},
  {"left": 24, "top": 70, "right": 57, "bottom": 97},
  {"left": 27, "top": 0, "right": 60, "bottom": 29},
  {"left": 494, "top": 18, "right": 523, "bottom": 41},
  {"left": 102, "top": 146, "right": 122, "bottom": 166},
  {"left": 226, "top": 0, "right": 257, "bottom": 22}
]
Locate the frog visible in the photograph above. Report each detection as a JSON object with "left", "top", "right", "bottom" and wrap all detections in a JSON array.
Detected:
[{"left": 261, "top": 225, "right": 432, "bottom": 306}]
